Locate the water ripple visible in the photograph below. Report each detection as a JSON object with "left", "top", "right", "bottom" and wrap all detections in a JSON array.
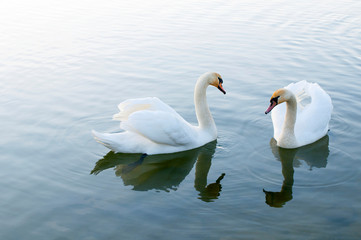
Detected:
[{"left": 245, "top": 140, "right": 358, "bottom": 189}]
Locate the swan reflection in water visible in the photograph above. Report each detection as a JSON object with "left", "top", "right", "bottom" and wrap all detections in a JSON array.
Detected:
[
  {"left": 91, "top": 140, "right": 225, "bottom": 202},
  {"left": 263, "top": 135, "right": 330, "bottom": 208}
]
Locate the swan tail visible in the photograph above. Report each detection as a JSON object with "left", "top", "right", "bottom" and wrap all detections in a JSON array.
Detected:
[
  {"left": 92, "top": 130, "right": 114, "bottom": 149},
  {"left": 92, "top": 130, "right": 146, "bottom": 153}
]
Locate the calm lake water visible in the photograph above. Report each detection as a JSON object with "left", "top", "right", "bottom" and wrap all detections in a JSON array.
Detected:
[{"left": 1, "top": 0, "right": 361, "bottom": 239}]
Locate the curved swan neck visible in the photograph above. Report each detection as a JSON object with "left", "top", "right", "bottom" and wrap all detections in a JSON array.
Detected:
[
  {"left": 279, "top": 91, "right": 298, "bottom": 148},
  {"left": 194, "top": 76, "right": 216, "bottom": 133},
  {"left": 284, "top": 94, "right": 297, "bottom": 132}
]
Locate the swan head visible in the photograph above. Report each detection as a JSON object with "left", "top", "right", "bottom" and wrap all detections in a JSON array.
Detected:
[
  {"left": 202, "top": 72, "right": 226, "bottom": 94},
  {"left": 265, "top": 88, "right": 292, "bottom": 114}
]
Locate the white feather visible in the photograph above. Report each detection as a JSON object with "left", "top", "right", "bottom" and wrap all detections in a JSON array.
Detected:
[
  {"left": 270, "top": 80, "right": 333, "bottom": 148},
  {"left": 92, "top": 72, "right": 225, "bottom": 154}
]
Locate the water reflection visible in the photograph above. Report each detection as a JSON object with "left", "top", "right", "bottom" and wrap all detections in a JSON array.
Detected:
[
  {"left": 91, "top": 141, "right": 225, "bottom": 202},
  {"left": 263, "top": 135, "right": 329, "bottom": 208}
]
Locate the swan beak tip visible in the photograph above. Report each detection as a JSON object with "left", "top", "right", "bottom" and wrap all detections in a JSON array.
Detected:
[
  {"left": 265, "top": 100, "right": 277, "bottom": 114},
  {"left": 218, "top": 84, "right": 226, "bottom": 94}
]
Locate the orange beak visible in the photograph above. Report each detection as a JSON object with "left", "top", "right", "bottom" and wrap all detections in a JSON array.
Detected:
[
  {"left": 218, "top": 82, "right": 226, "bottom": 94},
  {"left": 265, "top": 97, "right": 279, "bottom": 114}
]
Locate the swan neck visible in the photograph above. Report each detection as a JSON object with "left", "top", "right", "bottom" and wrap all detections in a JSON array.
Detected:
[
  {"left": 194, "top": 77, "right": 216, "bottom": 133},
  {"left": 280, "top": 94, "right": 297, "bottom": 147},
  {"left": 284, "top": 95, "right": 297, "bottom": 132}
]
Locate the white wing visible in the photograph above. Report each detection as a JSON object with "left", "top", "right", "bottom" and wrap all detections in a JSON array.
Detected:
[
  {"left": 121, "top": 110, "right": 196, "bottom": 146},
  {"left": 271, "top": 80, "right": 333, "bottom": 144},
  {"left": 113, "top": 97, "right": 178, "bottom": 121},
  {"left": 293, "top": 82, "right": 333, "bottom": 145}
]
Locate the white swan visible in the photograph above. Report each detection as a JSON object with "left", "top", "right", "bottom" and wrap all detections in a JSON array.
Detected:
[
  {"left": 92, "top": 72, "right": 226, "bottom": 154},
  {"left": 265, "top": 80, "right": 333, "bottom": 149}
]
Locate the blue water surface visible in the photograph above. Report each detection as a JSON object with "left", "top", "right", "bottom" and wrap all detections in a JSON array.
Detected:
[{"left": 0, "top": 0, "right": 360, "bottom": 239}]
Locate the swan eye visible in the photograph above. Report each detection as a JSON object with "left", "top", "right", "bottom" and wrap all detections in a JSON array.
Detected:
[
  {"left": 271, "top": 96, "right": 280, "bottom": 104},
  {"left": 218, "top": 77, "right": 223, "bottom": 83}
]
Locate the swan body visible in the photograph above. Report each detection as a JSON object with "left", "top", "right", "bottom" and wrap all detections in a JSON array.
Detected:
[
  {"left": 92, "top": 72, "right": 226, "bottom": 154},
  {"left": 265, "top": 80, "right": 333, "bottom": 149}
]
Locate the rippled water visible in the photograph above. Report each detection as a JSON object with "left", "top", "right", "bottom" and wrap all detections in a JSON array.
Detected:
[{"left": 1, "top": 0, "right": 361, "bottom": 239}]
